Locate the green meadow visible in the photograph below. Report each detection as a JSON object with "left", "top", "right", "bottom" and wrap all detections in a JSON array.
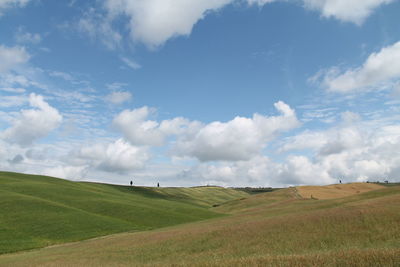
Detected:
[
  {"left": 0, "top": 171, "right": 399, "bottom": 266},
  {"left": 0, "top": 171, "right": 247, "bottom": 254}
]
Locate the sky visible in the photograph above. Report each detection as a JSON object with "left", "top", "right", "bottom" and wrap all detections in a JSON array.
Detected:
[{"left": 0, "top": 0, "right": 400, "bottom": 187}]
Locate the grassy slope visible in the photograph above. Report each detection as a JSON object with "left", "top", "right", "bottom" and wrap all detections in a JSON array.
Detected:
[
  {"left": 0, "top": 171, "right": 247, "bottom": 254},
  {"left": 296, "top": 183, "right": 385, "bottom": 200},
  {"left": 149, "top": 186, "right": 249, "bottom": 207},
  {"left": 1, "top": 185, "right": 399, "bottom": 266}
]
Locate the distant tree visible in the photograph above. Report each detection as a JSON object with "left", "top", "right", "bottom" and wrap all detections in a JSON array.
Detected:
[
  {"left": 130, "top": 181, "right": 133, "bottom": 186},
  {"left": 157, "top": 182, "right": 160, "bottom": 187}
]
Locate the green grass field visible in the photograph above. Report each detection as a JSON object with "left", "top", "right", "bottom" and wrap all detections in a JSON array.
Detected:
[
  {"left": 1, "top": 171, "right": 399, "bottom": 266},
  {"left": 0, "top": 171, "right": 248, "bottom": 254}
]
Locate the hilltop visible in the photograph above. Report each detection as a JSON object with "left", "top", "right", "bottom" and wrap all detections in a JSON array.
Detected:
[{"left": 296, "top": 183, "right": 385, "bottom": 199}]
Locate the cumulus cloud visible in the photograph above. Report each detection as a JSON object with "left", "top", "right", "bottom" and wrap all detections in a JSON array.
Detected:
[
  {"left": 0, "top": 45, "right": 30, "bottom": 72},
  {"left": 179, "top": 156, "right": 275, "bottom": 186},
  {"left": 314, "top": 41, "right": 400, "bottom": 93},
  {"left": 282, "top": 112, "right": 364, "bottom": 154},
  {"left": 278, "top": 155, "right": 334, "bottom": 185},
  {"left": 178, "top": 154, "right": 335, "bottom": 187},
  {"left": 106, "top": 91, "right": 132, "bottom": 105},
  {"left": 303, "top": 0, "right": 394, "bottom": 25},
  {"left": 43, "top": 165, "right": 87, "bottom": 180},
  {"left": 104, "top": 0, "right": 233, "bottom": 48},
  {"left": 74, "top": 0, "right": 390, "bottom": 50},
  {"left": 113, "top": 106, "right": 192, "bottom": 146},
  {"left": 1, "top": 93, "right": 62, "bottom": 147},
  {"left": 113, "top": 107, "right": 165, "bottom": 146},
  {"left": 114, "top": 101, "right": 299, "bottom": 162},
  {"left": 281, "top": 113, "right": 400, "bottom": 183},
  {"left": 174, "top": 101, "right": 300, "bottom": 162},
  {"left": 181, "top": 113, "right": 400, "bottom": 187},
  {"left": 71, "top": 138, "right": 149, "bottom": 173}
]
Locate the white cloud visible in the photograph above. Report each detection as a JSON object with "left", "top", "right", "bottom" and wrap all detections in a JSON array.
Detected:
[
  {"left": 75, "top": 0, "right": 391, "bottom": 50},
  {"left": 0, "top": 45, "right": 30, "bottom": 72},
  {"left": 106, "top": 91, "right": 132, "bottom": 105},
  {"left": 0, "top": 87, "right": 25, "bottom": 93},
  {"left": 278, "top": 155, "right": 334, "bottom": 185},
  {"left": 1, "top": 101, "right": 398, "bottom": 186},
  {"left": 49, "top": 71, "right": 74, "bottom": 81},
  {"left": 106, "top": 82, "right": 128, "bottom": 90},
  {"left": 174, "top": 101, "right": 300, "bottom": 161},
  {"left": 281, "top": 113, "right": 400, "bottom": 183},
  {"left": 280, "top": 130, "right": 327, "bottom": 152},
  {"left": 71, "top": 139, "right": 149, "bottom": 173},
  {"left": 15, "top": 28, "right": 42, "bottom": 44},
  {"left": 179, "top": 156, "right": 272, "bottom": 186},
  {"left": 120, "top": 56, "right": 141, "bottom": 70},
  {"left": 184, "top": 114, "right": 400, "bottom": 187},
  {"left": 0, "top": 0, "right": 30, "bottom": 15},
  {"left": 303, "top": 0, "right": 394, "bottom": 25},
  {"left": 245, "top": 0, "right": 392, "bottom": 25},
  {"left": 104, "top": 0, "right": 233, "bottom": 48},
  {"left": 0, "top": 72, "right": 46, "bottom": 96},
  {"left": 114, "top": 102, "right": 299, "bottom": 162},
  {"left": 0, "top": 73, "right": 29, "bottom": 86},
  {"left": 282, "top": 112, "right": 364, "bottom": 154},
  {"left": 77, "top": 7, "right": 122, "bottom": 50},
  {"left": 247, "top": 0, "right": 276, "bottom": 5},
  {"left": 0, "top": 94, "right": 27, "bottom": 107},
  {"left": 113, "top": 106, "right": 191, "bottom": 146},
  {"left": 314, "top": 41, "right": 400, "bottom": 93},
  {"left": 178, "top": 154, "right": 335, "bottom": 187},
  {"left": 74, "top": 0, "right": 392, "bottom": 50},
  {"left": 113, "top": 107, "right": 163, "bottom": 146},
  {"left": 1, "top": 93, "right": 62, "bottom": 147},
  {"left": 43, "top": 165, "right": 87, "bottom": 180}
]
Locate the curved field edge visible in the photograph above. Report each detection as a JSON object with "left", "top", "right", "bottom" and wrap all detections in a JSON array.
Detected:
[
  {"left": 1, "top": 185, "right": 399, "bottom": 266},
  {"left": 0, "top": 171, "right": 248, "bottom": 254}
]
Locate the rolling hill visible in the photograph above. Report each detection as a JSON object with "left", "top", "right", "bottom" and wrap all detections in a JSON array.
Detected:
[
  {"left": 1, "top": 176, "right": 399, "bottom": 266},
  {"left": 0, "top": 171, "right": 248, "bottom": 254},
  {"left": 296, "top": 183, "right": 385, "bottom": 200}
]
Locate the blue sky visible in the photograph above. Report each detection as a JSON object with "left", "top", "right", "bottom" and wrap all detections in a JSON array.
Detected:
[{"left": 1, "top": 0, "right": 400, "bottom": 187}]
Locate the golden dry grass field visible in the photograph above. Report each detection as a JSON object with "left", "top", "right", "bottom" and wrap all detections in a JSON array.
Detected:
[
  {"left": 296, "top": 183, "right": 385, "bottom": 200},
  {"left": 1, "top": 181, "right": 399, "bottom": 267}
]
